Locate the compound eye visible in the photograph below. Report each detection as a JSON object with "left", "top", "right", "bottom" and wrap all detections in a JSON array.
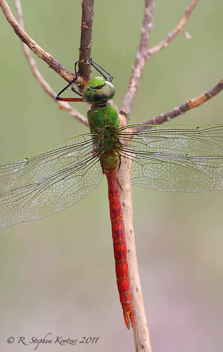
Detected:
[{"left": 95, "top": 85, "right": 104, "bottom": 89}]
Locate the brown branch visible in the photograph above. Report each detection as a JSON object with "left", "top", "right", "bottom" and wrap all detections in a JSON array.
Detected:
[
  {"left": 148, "top": 0, "right": 199, "bottom": 57},
  {"left": 120, "top": 0, "right": 155, "bottom": 122},
  {"left": 0, "top": 0, "right": 76, "bottom": 83},
  {"left": 78, "top": 0, "right": 95, "bottom": 84},
  {"left": 118, "top": 157, "right": 152, "bottom": 351},
  {"left": 137, "top": 79, "right": 223, "bottom": 130},
  {"left": 118, "top": 1, "right": 154, "bottom": 351},
  {"left": 1, "top": 0, "right": 94, "bottom": 91},
  {"left": 14, "top": 0, "right": 88, "bottom": 126}
]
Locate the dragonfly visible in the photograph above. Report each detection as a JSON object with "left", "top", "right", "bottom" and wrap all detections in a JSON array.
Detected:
[{"left": 0, "top": 60, "right": 223, "bottom": 329}]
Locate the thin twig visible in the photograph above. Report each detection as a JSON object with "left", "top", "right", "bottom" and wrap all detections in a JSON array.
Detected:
[
  {"left": 148, "top": 0, "right": 199, "bottom": 57},
  {"left": 136, "top": 79, "right": 223, "bottom": 130},
  {"left": 14, "top": 0, "right": 88, "bottom": 126},
  {"left": 119, "top": 0, "right": 199, "bottom": 123},
  {"left": 120, "top": 0, "right": 155, "bottom": 122}
]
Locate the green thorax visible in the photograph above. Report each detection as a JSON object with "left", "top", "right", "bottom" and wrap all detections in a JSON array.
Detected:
[
  {"left": 88, "top": 105, "right": 121, "bottom": 174},
  {"left": 83, "top": 77, "right": 121, "bottom": 174},
  {"left": 88, "top": 104, "right": 120, "bottom": 132}
]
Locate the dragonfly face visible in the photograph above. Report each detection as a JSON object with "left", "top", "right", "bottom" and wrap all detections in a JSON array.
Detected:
[{"left": 82, "top": 77, "right": 115, "bottom": 104}]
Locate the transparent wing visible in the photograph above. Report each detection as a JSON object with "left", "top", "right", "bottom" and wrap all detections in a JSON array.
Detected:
[
  {"left": 119, "top": 124, "right": 223, "bottom": 192},
  {"left": 0, "top": 134, "right": 103, "bottom": 227}
]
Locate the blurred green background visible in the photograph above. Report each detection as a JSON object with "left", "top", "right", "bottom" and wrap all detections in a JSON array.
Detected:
[{"left": 0, "top": 0, "right": 223, "bottom": 351}]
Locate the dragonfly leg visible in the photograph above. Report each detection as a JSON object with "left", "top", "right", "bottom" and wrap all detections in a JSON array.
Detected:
[
  {"left": 56, "top": 77, "right": 84, "bottom": 102},
  {"left": 91, "top": 60, "right": 113, "bottom": 82},
  {"left": 74, "top": 58, "right": 113, "bottom": 82},
  {"left": 116, "top": 176, "right": 124, "bottom": 191}
]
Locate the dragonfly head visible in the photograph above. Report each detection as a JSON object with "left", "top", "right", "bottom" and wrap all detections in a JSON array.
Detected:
[{"left": 82, "top": 77, "right": 115, "bottom": 104}]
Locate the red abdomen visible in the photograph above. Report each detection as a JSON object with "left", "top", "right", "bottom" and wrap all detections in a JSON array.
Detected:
[{"left": 105, "top": 172, "right": 134, "bottom": 329}]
